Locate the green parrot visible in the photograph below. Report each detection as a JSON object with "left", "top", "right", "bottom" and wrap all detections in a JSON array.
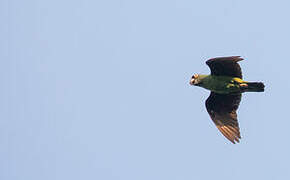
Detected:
[{"left": 190, "top": 56, "right": 264, "bottom": 144}]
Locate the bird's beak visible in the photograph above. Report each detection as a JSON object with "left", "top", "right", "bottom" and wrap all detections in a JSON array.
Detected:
[{"left": 189, "top": 78, "right": 195, "bottom": 85}]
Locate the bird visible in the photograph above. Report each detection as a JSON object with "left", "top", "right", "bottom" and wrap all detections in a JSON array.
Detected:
[{"left": 189, "top": 56, "right": 264, "bottom": 144}]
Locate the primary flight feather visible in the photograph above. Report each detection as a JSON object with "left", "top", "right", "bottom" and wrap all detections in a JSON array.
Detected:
[{"left": 190, "top": 56, "right": 264, "bottom": 144}]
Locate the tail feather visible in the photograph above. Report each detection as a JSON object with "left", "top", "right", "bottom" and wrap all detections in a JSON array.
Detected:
[{"left": 243, "top": 82, "right": 265, "bottom": 92}]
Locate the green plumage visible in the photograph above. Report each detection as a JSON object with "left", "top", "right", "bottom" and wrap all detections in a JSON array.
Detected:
[
  {"left": 189, "top": 56, "right": 265, "bottom": 144},
  {"left": 193, "top": 74, "right": 264, "bottom": 94},
  {"left": 195, "top": 75, "right": 243, "bottom": 94}
]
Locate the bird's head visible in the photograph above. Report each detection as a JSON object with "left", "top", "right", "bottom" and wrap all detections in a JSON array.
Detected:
[{"left": 189, "top": 74, "right": 203, "bottom": 86}]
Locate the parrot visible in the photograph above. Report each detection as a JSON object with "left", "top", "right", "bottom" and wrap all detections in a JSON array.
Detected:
[{"left": 189, "top": 56, "right": 264, "bottom": 144}]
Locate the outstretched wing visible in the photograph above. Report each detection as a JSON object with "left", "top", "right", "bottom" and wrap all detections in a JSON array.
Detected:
[
  {"left": 206, "top": 56, "right": 243, "bottom": 78},
  {"left": 205, "top": 92, "right": 242, "bottom": 144}
]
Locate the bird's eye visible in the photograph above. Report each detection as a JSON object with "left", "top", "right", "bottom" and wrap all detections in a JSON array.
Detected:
[{"left": 192, "top": 74, "right": 198, "bottom": 79}]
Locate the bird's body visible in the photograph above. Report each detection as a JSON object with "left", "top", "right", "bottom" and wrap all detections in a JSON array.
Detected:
[
  {"left": 192, "top": 74, "right": 264, "bottom": 94},
  {"left": 193, "top": 75, "right": 244, "bottom": 94},
  {"left": 190, "top": 56, "right": 264, "bottom": 144}
]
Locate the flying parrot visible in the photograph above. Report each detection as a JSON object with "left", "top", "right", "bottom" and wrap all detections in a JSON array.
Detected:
[{"left": 189, "top": 56, "right": 264, "bottom": 144}]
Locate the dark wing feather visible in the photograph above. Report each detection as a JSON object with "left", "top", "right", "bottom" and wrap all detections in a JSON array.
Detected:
[
  {"left": 206, "top": 56, "right": 243, "bottom": 78},
  {"left": 205, "top": 92, "right": 242, "bottom": 144}
]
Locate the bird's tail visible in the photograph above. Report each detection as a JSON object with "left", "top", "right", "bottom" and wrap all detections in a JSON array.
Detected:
[{"left": 241, "top": 82, "right": 265, "bottom": 92}]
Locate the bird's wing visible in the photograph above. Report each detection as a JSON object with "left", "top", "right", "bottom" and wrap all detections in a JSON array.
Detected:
[
  {"left": 205, "top": 92, "right": 242, "bottom": 144},
  {"left": 206, "top": 56, "right": 243, "bottom": 78}
]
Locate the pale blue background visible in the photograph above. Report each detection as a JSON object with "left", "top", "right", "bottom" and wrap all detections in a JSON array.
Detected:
[{"left": 1, "top": 0, "right": 290, "bottom": 179}]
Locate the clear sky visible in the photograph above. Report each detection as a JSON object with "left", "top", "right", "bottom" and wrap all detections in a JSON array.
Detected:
[{"left": 2, "top": 0, "right": 290, "bottom": 179}]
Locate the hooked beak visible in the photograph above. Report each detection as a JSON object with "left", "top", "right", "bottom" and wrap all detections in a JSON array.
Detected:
[
  {"left": 190, "top": 74, "right": 199, "bottom": 86},
  {"left": 189, "top": 78, "right": 196, "bottom": 85}
]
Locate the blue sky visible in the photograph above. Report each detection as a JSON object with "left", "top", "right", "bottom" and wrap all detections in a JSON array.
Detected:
[{"left": 2, "top": 0, "right": 290, "bottom": 179}]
